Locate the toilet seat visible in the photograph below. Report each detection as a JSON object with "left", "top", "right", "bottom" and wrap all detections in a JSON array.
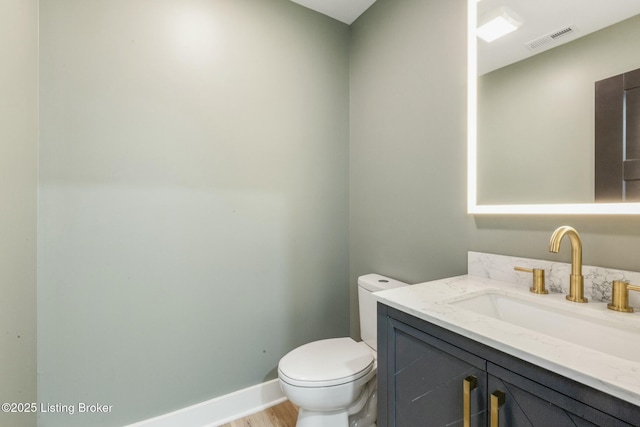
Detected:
[{"left": 278, "top": 337, "right": 374, "bottom": 388}]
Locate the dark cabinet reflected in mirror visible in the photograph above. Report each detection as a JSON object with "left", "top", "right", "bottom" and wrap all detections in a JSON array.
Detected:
[{"left": 595, "top": 68, "right": 640, "bottom": 202}]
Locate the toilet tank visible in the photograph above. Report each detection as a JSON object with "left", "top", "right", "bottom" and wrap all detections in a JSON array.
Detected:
[{"left": 358, "top": 274, "right": 409, "bottom": 352}]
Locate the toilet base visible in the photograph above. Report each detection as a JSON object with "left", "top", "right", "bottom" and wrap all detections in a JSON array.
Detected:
[
  {"left": 295, "top": 409, "right": 377, "bottom": 427},
  {"left": 296, "top": 408, "right": 348, "bottom": 427},
  {"left": 292, "top": 379, "right": 377, "bottom": 427}
]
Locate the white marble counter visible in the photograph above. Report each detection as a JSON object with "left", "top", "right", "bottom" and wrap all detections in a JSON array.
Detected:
[{"left": 374, "top": 258, "right": 640, "bottom": 407}]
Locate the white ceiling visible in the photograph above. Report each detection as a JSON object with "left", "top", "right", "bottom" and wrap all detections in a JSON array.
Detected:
[
  {"left": 478, "top": 0, "right": 640, "bottom": 74},
  {"left": 289, "top": 0, "right": 378, "bottom": 24}
]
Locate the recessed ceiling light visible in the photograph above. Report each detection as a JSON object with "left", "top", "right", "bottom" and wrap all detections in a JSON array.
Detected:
[{"left": 477, "top": 7, "right": 521, "bottom": 42}]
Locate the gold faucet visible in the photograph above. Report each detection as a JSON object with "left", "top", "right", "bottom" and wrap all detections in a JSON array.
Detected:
[{"left": 548, "top": 226, "right": 588, "bottom": 303}]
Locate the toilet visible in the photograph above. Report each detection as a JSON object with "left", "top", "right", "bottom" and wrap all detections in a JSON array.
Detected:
[{"left": 278, "top": 274, "right": 409, "bottom": 427}]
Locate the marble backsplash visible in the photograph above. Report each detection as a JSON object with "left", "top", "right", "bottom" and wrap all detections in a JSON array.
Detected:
[{"left": 469, "top": 251, "right": 640, "bottom": 305}]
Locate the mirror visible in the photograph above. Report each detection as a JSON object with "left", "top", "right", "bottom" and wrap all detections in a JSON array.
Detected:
[{"left": 468, "top": 0, "right": 640, "bottom": 214}]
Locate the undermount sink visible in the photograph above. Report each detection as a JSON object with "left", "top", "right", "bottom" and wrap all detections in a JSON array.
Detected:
[{"left": 450, "top": 291, "right": 640, "bottom": 363}]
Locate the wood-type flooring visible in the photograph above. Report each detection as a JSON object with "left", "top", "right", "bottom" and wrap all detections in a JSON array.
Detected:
[{"left": 220, "top": 400, "right": 298, "bottom": 427}]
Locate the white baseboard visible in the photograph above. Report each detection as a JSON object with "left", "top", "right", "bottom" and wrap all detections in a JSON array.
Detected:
[{"left": 124, "top": 379, "right": 287, "bottom": 427}]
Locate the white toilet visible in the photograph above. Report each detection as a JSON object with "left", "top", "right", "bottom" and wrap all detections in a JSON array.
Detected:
[{"left": 278, "top": 274, "right": 408, "bottom": 427}]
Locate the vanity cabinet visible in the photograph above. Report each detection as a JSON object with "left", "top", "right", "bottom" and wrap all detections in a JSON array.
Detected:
[
  {"left": 378, "top": 304, "right": 639, "bottom": 427},
  {"left": 392, "top": 323, "right": 487, "bottom": 426}
]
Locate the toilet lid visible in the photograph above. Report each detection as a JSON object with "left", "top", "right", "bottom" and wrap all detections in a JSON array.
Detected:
[{"left": 278, "top": 337, "right": 374, "bottom": 387}]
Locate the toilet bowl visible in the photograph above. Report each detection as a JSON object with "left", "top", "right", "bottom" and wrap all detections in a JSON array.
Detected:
[{"left": 277, "top": 274, "right": 408, "bottom": 427}]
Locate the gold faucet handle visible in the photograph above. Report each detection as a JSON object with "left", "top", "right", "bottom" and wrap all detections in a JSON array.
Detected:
[
  {"left": 514, "top": 266, "right": 548, "bottom": 294},
  {"left": 607, "top": 281, "right": 640, "bottom": 313}
]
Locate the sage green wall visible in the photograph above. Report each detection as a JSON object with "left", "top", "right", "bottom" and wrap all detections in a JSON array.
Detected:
[
  {"left": 38, "top": 1, "right": 349, "bottom": 426},
  {"left": 349, "top": 0, "right": 469, "bottom": 337},
  {"left": 478, "top": 14, "right": 640, "bottom": 204},
  {"left": 0, "top": 1, "right": 38, "bottom": 427}
]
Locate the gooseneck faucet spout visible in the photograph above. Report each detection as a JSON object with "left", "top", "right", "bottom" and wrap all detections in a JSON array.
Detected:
[{"left": 549, "top": 226, "right": 587, "bottom": 303}]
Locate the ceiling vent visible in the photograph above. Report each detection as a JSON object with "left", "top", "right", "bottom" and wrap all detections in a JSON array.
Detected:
[{"left": 525, "top": 25, "right": 578, "bottom": 50}]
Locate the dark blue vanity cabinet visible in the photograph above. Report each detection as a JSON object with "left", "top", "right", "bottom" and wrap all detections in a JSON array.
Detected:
[{"left": 377, "top": 304, "right": 640, "bottom": 427}]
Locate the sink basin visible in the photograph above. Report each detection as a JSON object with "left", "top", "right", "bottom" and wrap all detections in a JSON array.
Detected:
[{"left": 450, "top": 292, "right": 640, "bottom": 362}]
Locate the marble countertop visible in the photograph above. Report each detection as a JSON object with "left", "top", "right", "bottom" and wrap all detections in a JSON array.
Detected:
[{"left": 375, "top": 274, "right": 640, "bottom": 406}]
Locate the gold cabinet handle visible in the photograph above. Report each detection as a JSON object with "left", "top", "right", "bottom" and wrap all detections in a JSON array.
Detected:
[
  {"left": 490, "top": 390, "right": 505, "bottom": 427},
  {"left": 514, "top": 266, "right": 548, "bottom": 294},
  {"left": 463, "top": 376, "right": 478, "bottom": 427},
  {"left": 608, "top": 280, "right": 640, "bottom": 312}
]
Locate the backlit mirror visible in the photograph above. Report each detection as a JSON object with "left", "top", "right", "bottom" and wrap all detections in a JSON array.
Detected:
[{"left": 468, "top": 0, "right": 640, "bottom": 214}]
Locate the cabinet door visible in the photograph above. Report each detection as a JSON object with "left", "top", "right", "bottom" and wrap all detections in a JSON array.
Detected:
[
  {"left": 390, "top": 320, "right": 487, "bottom": 427},
  {"left": 487, "top": 364, "right": 632, "bottom": 427},
  {"left": 595, "top": 67, "right": 640, "bottom": 201}
]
